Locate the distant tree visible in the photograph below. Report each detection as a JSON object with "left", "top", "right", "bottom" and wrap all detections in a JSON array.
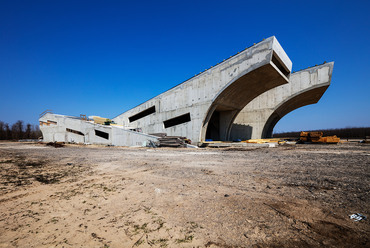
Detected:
[
  {"left": 31, "top": 124, "right": 42, "bottom": 139},
  {"left": 0, "top": 121, "right": 4, "bottom": 140},
  {"left": 25, "top": 123, "right": 32, "bottom": 139},
  {"left": 0, "top": 121, "right": 43, "bottom": 140},
  {"left": 11, "top": 120, "right": 24, "bottom": 140},
  {"left": 5, "top": 124, "right": 11, "bottom": 140}
]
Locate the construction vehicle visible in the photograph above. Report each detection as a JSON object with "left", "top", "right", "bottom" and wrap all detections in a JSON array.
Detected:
[{"left": 299, "top": 131, "right": 340, "bottom": 144}]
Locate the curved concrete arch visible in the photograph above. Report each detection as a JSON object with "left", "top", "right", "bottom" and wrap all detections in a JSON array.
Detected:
[
  {"left": 230, "top": 62, "right": 334, "bottom": 140},
  {"left": 261, "top": 84, "right": 330, "bottom": 138},
  {"left": 201, "top": 61, "right": 290, "bottom": 141},
  {"left": 40, "top": 37, "right": 334, "bottom": 146},
  {"left": 112, "top": 36, "right": 292, "bottom": 144}
]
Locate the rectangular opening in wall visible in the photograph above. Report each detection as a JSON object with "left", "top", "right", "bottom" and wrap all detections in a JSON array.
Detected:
[
  {"left": 164, "top": 113, "right": 191, "bottom": 128},
  {"left": 95, "top": 129, "right": 109, "bottom": 139},
  {"left": 272, "top": 52, "right": 290, "bottom": 77},
  {"left": 129, "top": 106, "right": 156, "bottom": 122},
  {"left": 66, "top": 128, "right": 84, "bottom": 136},
  {"left": 47, "top": 120, "right": 57, "bottom": 125}
]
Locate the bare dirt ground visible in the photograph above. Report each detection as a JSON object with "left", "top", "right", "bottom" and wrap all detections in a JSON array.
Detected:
[{"left": 0, "top": 142, "right": 369, "bottom": 248}]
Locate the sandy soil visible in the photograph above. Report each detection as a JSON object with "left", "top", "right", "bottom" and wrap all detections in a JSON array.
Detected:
[{"left": 0, "top": 141, "right": 369, "bottom": 248}]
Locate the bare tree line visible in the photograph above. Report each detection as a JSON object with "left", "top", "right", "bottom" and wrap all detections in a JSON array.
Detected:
[
  {"left": 273, "top": 127, "right": 370, "bottom": 139},
  {"left": 0, "top": 120, "right": 42, "bottom": 140}
]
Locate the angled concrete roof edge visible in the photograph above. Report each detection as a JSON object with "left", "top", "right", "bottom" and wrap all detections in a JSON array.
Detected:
[
  {"left": 293, "top": 62, "right": 335, "bottom": 87},
  {"left": 40, "top": 113, "right": 74, "bottom": 119},
  {"left": 293, "top": 61, "right": 334, "bottom": 74},
  {"left": 271, "top": 36, "right": 293, "bottom": 71},
  {"left": 273, "top": 64, "right": 334, "bottom": 113},
  {"left": 111, "top": 36, "right": 279, "bottom": 119}
]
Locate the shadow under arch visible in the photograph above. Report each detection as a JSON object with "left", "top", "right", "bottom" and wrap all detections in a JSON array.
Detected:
[
  {"left": 262, "top": 85, "right": 330, "bottom": 138},
  {"left": 201, "top": 62, "right": 289, "bottom": 141}
]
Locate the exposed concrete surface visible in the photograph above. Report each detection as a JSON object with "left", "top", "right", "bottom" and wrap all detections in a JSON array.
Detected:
[
  {"left": 112, "top": 36, "right": 291, "bottom": 143},
  {"left": 39, "top": 36, "right": 333, "bottom": 146},
  {"left": 230, "top": 62, "right": 334, "bottom": 140},
  {"left": 40, "top": 113, "right": 158, "bottom": 147}
]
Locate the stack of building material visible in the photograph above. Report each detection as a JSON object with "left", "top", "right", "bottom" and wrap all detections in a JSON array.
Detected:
[
  {"left": 243, "top": 138, "right": 281, "bottom": 144},
  {"left": 149, "top": 133, "right": 167, "bottom": 138},
  {"left": 158, "top": 136, "right": 187, "bottom": 148},
  {"left": 299, "top": 131, "right": 340, "bottom": 144},
  {"left": 90, "top": 116, "right": 110, "bottom": 125},
  {"left": 319, "top": 135, "right": 341, "bottom": 143}
]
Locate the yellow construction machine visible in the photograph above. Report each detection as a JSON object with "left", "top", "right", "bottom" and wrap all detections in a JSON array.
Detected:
[{"left": 299, "top": 131, "right": 340, "bottom": 144}]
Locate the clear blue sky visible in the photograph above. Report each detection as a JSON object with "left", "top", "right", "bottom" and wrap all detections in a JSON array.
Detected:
[{"left": 1, "top": 0, "right": 369, "bottom": 132}]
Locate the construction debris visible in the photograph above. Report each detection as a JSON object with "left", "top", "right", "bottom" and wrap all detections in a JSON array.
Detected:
[
  {"left": 299, "top": 132, "right": 340, "bottom": 144},
  {"left": 350, "top": 213, "right": 367, "bottom": 221},
  {"left": 242, "top": 138, "right": 281, "bottom": 144},
  {"left": 157, "top": 136, "right": 191, "bottom": 148},
  {"left": 149, "top": 133, "right": 167, "bottom": 138},
  {"left": 89, "top": 116, "right": 113, "bottom": 125},
  {"left": 46, "top": 142, "right": 64, "bottom": 148},
  {"left": 149, "top": 133, "right": 192, "bottom": 148}
]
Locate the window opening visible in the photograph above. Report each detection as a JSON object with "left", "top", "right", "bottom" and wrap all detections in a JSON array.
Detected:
[
  {"left": 66, "top": 128, "right": 84, "bottom": 136},
  {"left": 164, "top": 113, "right": 191, "bottom": 128},
  {"left": 95, "top": 130, "right": 109, "bottom": 139},
  {"left": 129, "top": 106, "right": 156, "bottom": 122}
]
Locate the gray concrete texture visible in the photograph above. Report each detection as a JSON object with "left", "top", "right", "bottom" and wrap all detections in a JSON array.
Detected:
[
  {"left": 39, "top": 113, "right": 158, "bottom": 146},
  {"left": 112, "top": 36, "right": 293, "bottom": 143},
  {"left": 230, "top": 62, "right": 334, "bottom": 140},
  {"left": 39, "top": 36, "right": 333, "bottom": 146}
]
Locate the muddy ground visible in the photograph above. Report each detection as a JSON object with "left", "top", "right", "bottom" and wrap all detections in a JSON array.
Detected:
[{"left": 0, "top": 142, "right": 369, "bottom": 247}]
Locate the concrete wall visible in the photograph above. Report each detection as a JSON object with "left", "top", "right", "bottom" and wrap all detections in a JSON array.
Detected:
[
  {"left": 112, "top": 36, "right": 292, "bottom": 144},
  {"left": 230, "top": 62, "right": 334, "bottom": 140},
  {"left": 40, "top": 113, "right": 158, "bottom": 147}
]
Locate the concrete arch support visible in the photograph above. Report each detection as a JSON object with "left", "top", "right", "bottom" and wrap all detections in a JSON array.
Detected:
[
  {"left": 230, "top": 62, "right": 334, "bottom": 140},
  {"left": 201, "top": 61, "right": 290, "bottom": 141}
]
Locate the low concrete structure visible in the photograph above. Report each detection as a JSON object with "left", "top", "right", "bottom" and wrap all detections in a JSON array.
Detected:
[
  {"left": 39, "top": 36, "right": 333, "bottom": 146},
  {"left": 39, "top": 113, "right": 158, "bottom": 146}
]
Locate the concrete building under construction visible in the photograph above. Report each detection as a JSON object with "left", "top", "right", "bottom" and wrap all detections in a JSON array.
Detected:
[{"left": 39, "top": 36, "right": 334, "bottom": 146}]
